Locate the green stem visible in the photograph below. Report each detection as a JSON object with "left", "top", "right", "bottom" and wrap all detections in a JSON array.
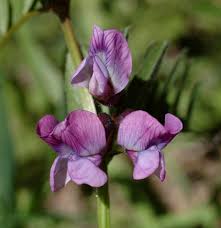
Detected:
[
  {"left": 60, "top": 17, "right": 83, "bottom": 66},
  {"left": 0, "top": 11, "right": 40, "bottom": 48},
  {"left": 96, "top": 163, "right": 110, "bottom": 228}
]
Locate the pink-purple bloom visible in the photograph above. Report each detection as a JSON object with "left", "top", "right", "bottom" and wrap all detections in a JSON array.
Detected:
[
  {"left": 36, "top": 110, "right": 107, "bottom": 191},
  {"left": 117, "top": 111, "right": 183, "bottom": 181},
  {"left": 71, "top": 25, "right": 132, "bottom": 103}
]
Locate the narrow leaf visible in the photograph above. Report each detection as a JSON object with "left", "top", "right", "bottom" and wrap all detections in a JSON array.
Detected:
[
  {"left": 0, "top": 0, "right": 10, "bottom": 35},
  {"left": 185, "top": 82, "right": 200, "bottom": 129},
  {"left": 137, "top": 41, "right": 168, "bottom": 81},
  {"left": 22, "top": 0, "right": 37, "bottom": 13},
  {"left": 9, "top": 0, "right": 23, "bottom": 23},
  {"left": 123, "top": 25, "right": 131, "bottom": 41},
  {"left": 172, "top": 56, "right": 190, "bottom": 114},
  {"left": 65, "top": 53, "right": 96, "bottom": 113},
  {"left": 161, "top": 50, "right": 187, "bottom": 98}
]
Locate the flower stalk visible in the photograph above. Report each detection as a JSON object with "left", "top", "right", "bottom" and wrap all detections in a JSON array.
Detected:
[
  {"left": 60, "top": 17, "right": 83, "bottom": 66},
  {"left": 96, "top": 162, "right": 110, "bottom": 228}
]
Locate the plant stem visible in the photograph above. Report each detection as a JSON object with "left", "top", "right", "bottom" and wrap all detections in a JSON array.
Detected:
[
  {"left": 60, "top": 17, "right": 83, "bottom": 66},
  {"left": 0, "top": 11, "right": 40, "bottom": 48},
  {"left": 96, "top": 163, "right": 110, "bottom": 228}
]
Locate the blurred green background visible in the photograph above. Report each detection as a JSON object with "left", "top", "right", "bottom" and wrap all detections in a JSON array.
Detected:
[{"left": 0, "top": 0, "right": 221, "bottom": 227}]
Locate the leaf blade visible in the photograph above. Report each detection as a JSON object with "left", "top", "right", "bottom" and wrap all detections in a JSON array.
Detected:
[
  {"left": 137, "top": 41, "right": 168, "bottom": 81},
  {"left": 65, "top": 53, "right": 96, "bottom": 113},
  {"left": 0, "top": 0, "right": 10, "bottom": 35}
]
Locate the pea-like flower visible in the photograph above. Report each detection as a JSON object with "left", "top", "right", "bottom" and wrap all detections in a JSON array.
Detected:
[
  {"left": 36, "top": 110, "right": 107, "bottom": 191},
  {"left": 71, "top": 25, "right": 132, "bottom": 103},
  {"left": 117, "top": 111, "right": 183, "bottom": 181}
]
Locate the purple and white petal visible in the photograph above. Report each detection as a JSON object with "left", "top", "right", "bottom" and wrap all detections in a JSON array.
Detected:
[
  {"left": 57, "top": 110, "right": 106, "bottom": 156},
  {"left": 68, "top": 158, "right": 107, "bottom": 187},
  {"left": 117, "top": 110, "right": 166, "bottom": 151},
  {"left": 89, "top": 25, "right": 132, "bottom": 94},
  {"left": 89, "top": 55, "right": 113, "bottom": 99},
  {"left": 71, "top": 56, "right": 93, "bottom": 87},
  {"left": 50, "top": 157, "right": 70, "bottom": 192},
  {"left": 36, "top": 115, "right": 60, "bottom": 146},
  {"left": 154, "top": 152, "right": 166, "bottom": 182},
  {"left": 103, "top": 29, "right": 132, "bottom": 93},
  {"left": 132, "top": 146, "right": 160, "bottom": 180}
]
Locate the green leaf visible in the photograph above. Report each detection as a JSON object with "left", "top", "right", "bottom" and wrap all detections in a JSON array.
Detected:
[
  {"left": 161, "top": 50, "right": 187, "bottom": 98},
  {"left": 9, "top": 0, "right": 23, "bottom": 24},
  {"left": 65, "top": 53, "right": 96, "bottom": 113},
  {"left": 172, "top": 56, "right": 190, "bottom": 114},
  {"left": 137, "top": 41, "right": 168, "bottom": 81},
  {"left": 185, "top": 82, "right": 200, "bottom": 129},
  {"left": 123, "top": 25, "right": 131, "bottom": 41},
  {"left": 22, "top": 0, "right": 37, "bottom": 13},
  {"left": 0, "top": 0, "right": 10, "bottom": 35}
]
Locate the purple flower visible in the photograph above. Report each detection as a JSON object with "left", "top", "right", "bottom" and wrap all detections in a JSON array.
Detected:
[
  {"left": 36, "top": 110, "right": 107, "bottom": 191},
  {"left": 71, "top": 25, "right": 132, "bottom": 103},
  {"left": 117, "top": 111, "right": 183, "bottom": 181}
]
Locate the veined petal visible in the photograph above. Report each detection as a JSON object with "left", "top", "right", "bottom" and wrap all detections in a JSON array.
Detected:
[
  {"left": 154, "top": 152, "right": 166, "bottom": 182},
  {"left": 131, "top": 146, "right": 160, "bottom": 180},
  {"left": 89, "top": 25, "right": 132, "bottom": 94},
  {"left": 55, "top": 110, "right": 106, "bottom": 156},
  {"left": 103, "top": 29, "right": 132, "bottom": 93},
  {"left": 89, "top": 55, "right": 113, "bottom": 99},
  {"left": 71, "top": 56, "right": 93, "bottom": 87},
  {"left": 50, "top": 157, "right": 70, "bottom": 192},
  {"left": 90, "top": 25, "right": 104, "bottom": 54},
  {"left": 36, "top": 115, "right": 60, "bottom": 146},
  {"left": 117, "top": 110, "right": 166, "bottom": 151},
  {"left": 68, "top": 158, "right": 107, "bottom": 187}
]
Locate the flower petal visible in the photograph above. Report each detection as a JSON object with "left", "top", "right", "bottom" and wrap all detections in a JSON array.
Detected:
[
  {"left": 36, "top": 115, "right": 60, "bottom": 145},
  {"left": 164, "top": 113, "right": 183, "bottom": 135},
  {"left": 55, "top": 110, "right": 106, "bottom": 156},
  {"left": 89, "top": 25, "right": 132, "bottom": 94},
  {"left": 117, "top": 110, "right": 166, "bottom": 151},
  {"left": 89, "top": 25, "right": 104, "bottom": 54},
  {"left": 157, "top": 113, "right": 183, "bottom": 150},
  {"left": 71, "top": 56, "right": 93, "bottom": 87},
  {"left": 87, "top": 154, "right": 102, "bottom": 166},
  {"left": 68, "top": 158, "right": 107, "bottom": 187},
  {"left": 130, "top": 146, "right": 160, "bottom": 180},
  {"left": 154, "top": 152, "right": 166, "bottom": 182},
  {"left": 103, "top": 29, "right": 132, "bottom": 93},
  {"left": 50, "top": 157, "right": 70, "bottom": 192},
  {"left": 89, "top": 55, "right": 113, "bottom": 100}
]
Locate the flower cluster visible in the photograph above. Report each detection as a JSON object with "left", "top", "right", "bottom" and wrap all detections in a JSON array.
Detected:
[{"left": 37, "top": 26, "right": 182, "bottom": 192}]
